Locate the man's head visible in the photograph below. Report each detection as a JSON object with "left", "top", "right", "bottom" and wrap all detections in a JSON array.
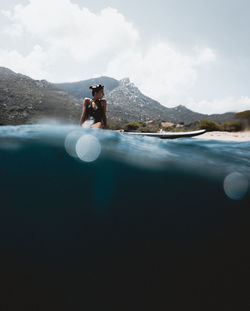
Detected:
[{"left": 89, "top": 84, "right": 104, "bottom": 99}]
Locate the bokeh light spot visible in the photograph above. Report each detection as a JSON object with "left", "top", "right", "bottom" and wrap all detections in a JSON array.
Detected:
[
  {"left": 76, "top": 134, "right": 101, "bottom": 162},
  {"left": 64, "top": 130, "right": 83, "bottom": 158},
  {"left": 223, "top": 172, "right": 249, "bottom": 200}
]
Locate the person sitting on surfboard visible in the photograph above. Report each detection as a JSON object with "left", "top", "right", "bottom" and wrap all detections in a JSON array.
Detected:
[
  {"left": 79, "top": 84, "right": 124, "bottom": 132},
  {"left": 79, "top": 84, "right": 107, "bottom": 129}
]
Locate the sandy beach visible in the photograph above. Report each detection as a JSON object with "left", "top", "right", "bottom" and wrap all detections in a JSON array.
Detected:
[{"left": 195, "top": 131, "right": 250, "bottom": 142}]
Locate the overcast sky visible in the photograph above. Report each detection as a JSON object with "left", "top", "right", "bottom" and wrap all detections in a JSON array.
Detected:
[{"left": 0, "top": 0, "right": 250, "bottom": 113}]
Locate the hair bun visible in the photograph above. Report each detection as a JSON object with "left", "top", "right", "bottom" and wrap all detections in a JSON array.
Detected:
[{"left": 89, "top": 84, "right": 104, "bottom": 90}]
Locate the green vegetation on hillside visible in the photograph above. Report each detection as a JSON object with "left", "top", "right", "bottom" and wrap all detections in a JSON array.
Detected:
[
  {"left": 123, "top": 121, "right": 141, "bottom": 131},
  {"left": 234, "top": 110, "right": 250, "bottom": 129},
  {"left": 220, "top": 121, "right": 242, "bottom": 132},
  {"left": 196, "top": 111, "right": 250, "bottom": 132},
  {"left": 108, "top": 111, "right": 250, "bottom": 133},
  {"left": 197, "top": 118, "right": 245, "bottom": 132},
  {"left": 197, "top": 120, "right": 221, "bottom": 131},
  {"left": 108, "top": 112, "right": 249, "bottom": 133},
  {"left": 234, "top": 110, "right": 250, "bottom": 121}
]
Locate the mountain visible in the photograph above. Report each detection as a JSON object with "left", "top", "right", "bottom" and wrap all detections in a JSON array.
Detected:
[
  {"left": 164, "top": 104, "right": 235, "bottom": 124},
  {"left": 56, "top": 77, "right": 234, "bottom": 124},
  {"left": 105, "top": 78, "right": 234, "bottom": 123},
  {"left": 0, "top": 67, "right": 234, "bottom": 126},
  {"left": 56, "top": 76, "right": 119, "bottom": 100},
  {"left": 105, "top": 78, "right": 175, "bottom": 123},
  {"left": 0, "top": 67, "right": 81, "bottom": 125},
  {"left": 55, "top": 76, "right": 174, "bottom": 123}
]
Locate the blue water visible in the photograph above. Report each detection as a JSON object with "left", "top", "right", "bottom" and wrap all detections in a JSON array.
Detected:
[{"left": 0, "top": 123, "right": 250, "bottom": 309}]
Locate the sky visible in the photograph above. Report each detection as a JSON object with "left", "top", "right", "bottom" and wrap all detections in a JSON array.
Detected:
[{"left": 0, "top": 0, "right": 250, "bottom": 114}]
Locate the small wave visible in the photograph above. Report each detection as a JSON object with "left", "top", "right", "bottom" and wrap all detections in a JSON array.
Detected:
[{"left": 1, "top": 124, "right": 250, "bottom": 180}]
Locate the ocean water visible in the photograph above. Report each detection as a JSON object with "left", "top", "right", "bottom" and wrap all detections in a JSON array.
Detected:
[{"left": 0, "top": 123, "right": 250, "bottom": 310}]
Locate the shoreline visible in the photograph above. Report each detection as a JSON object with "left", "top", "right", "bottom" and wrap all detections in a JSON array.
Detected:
[{"left": 194, "top": 131, "right": 250, "bottom": 142}]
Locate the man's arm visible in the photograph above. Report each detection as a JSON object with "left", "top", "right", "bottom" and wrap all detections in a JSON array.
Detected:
[{"left": 102, "top": 100, "right": 107, "bottom": 129}]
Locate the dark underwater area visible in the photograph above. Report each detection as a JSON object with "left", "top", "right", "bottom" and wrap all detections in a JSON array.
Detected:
[{"left": 0, "top": 123, "right": 250, "bottom": 310}]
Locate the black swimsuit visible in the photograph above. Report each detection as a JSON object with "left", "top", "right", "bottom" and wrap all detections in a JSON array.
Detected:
[{"left": 85, "top": 99, "right": 104, "bottom": 124}]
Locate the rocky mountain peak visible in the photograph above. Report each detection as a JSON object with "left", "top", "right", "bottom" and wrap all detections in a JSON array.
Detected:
[
  {"left": 119, "top": 77, "right": 131, "bottom": 86},
  {"left": 174, "top": 105, "right": 191, "bottom": 111},
  {"left": 115, "top": 77, "right": 141, "bottom": 98}
]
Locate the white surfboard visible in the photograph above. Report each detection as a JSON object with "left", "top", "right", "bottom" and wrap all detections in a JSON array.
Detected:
[{"left": 123, "top": 129, "right": 206, "bottom": 139}]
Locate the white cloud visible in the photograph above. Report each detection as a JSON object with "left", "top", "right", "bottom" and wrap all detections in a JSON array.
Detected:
[
  {"left": 0, "top": 0, "right": 228, "bottom": 113},
  {"left": 187, "top": 96, "right": 250, "bottom": 114},
  {"left": 1, "top": 9, "right": 11, "bottom": 18},
  {"left": 2, "top": 0, "right": 139, "bottom": 62},
  {"left": 194, "top": 47, "right": 216, "bottom": 64},
  {"left": 0, "top": 45, "right": 49, "bottom": 79},
  {"left": 0, "top": 0, "right": 139, "bottom": 80},
  {"left": 105, "top": 43, "right": 216, "bottom": 107}
]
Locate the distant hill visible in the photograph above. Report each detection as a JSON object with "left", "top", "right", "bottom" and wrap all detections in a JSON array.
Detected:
[
  {"left": 0, "top": 66, "right": 234, "bottom": 125},
  {"left": 56, "top": 76, "right": 234, "bottom": 124},
  {"left": 56, "top": 76, "right": 119, "bottom": 100},
  {"left": 0, "top": 67, "right": 81, "bottom": 125},
  {"left": 106, "top": 78, "right": 235, "bottom": 123}
]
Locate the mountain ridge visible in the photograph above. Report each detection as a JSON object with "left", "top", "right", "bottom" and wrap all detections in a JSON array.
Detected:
[
  {"left": 0, "top": 67, "right": 235, "bottom": 125},
  {"left": 0, "top": 67, "right": 82, "bottom": 125},
  {"left": 56, "top": 76, "right": 235, "bottom": 123}
]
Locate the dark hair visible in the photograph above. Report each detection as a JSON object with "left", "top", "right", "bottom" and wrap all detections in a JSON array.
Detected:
[{"left": 89, "top": 84, "right": 104, "bottom": 96}]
